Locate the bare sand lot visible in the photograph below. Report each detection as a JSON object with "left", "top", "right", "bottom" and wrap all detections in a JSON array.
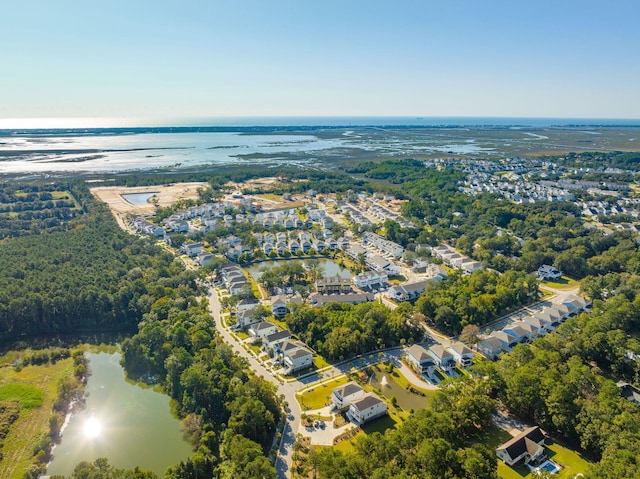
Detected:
[{"left": 91, "top": 182, "right": 208, "bottom": 219}]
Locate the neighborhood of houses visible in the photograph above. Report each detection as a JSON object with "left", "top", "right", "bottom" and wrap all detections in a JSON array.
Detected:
[{"left": 120, "top": 177, "right": 639, "bottom": 474}]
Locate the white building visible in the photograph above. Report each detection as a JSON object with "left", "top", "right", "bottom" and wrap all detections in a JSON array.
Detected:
[
  {"left": 385, "top": 280, "right": 428, "bottom": 302},
  {"left": 353, "top": 271, "right": 389, "bottom": 289},
  {"left": 331, "top": 382, "right": 365, "bottom": 410},
  {"left": 249, "top": 321, "right": 278, "bottom": 342},
  {"left": 448, "top": 342, "right": 474, "bottom": 368},
  {"left": 283, "top": 346, "right": 313, "bottom": 374},
  {"left": 406, "top": 344, "right": 436, "bottom": 377},
  {"left": 347, "top": 393, "right": 387, "bottom": 426}
]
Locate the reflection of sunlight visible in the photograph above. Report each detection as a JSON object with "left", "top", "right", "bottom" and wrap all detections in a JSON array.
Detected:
[{"left": 84, "top": 416, "right": 102, "bottom": 438}]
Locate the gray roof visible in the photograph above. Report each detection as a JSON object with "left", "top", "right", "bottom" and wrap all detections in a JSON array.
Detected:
[
  {"left": 334, "top": 382, "right": 364, "bottom": 398},
  {"left": 265, "top": 330, "right": 291, "bottom": 343},
  {"left": 253, "top": 321, "right": 276, "bottom": 331},
  {"left": 352, "top": 393, "right": 384, "bottom": 411},
  {"left": 288, "top": 347, "right": 313, "bottom": 359},
  {"left": 449, "top": 341, "right": 473, "bottom": 356},
  {"left": 429, "top": 344, "right": 453, "bottom": 360},
  {"left": 479, "top": 336, "right": 503, "bottom": 349},
  {"left": 407, "top": 344, "right": 431, "bottom": 362}
]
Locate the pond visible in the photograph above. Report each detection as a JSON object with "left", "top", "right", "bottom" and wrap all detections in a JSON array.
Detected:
[
  {"left": 246, "top": 258, "right": 352, "bottom": 281},
  {"left": 368, "top": 368, "right": 429, "bottom": 411},
  {"left": 121, "top": 192, "right": 157, "bottom": 205},
  {"left": 47, "top": 352, "right": 191, "bottom": 477}
]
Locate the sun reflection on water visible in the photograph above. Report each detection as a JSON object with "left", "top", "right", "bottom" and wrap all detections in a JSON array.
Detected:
[{"left": 84, "top": 416, "right": 102, "bottom": 438}]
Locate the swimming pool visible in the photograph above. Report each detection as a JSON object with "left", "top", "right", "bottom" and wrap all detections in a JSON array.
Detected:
[{"left": 533, "top": 459, "right": 560, "bottom": 474}]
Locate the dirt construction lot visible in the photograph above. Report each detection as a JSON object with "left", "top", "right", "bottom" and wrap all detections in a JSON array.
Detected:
[{"left": 90, "top": 182, "right": 208, "bottom": 222}]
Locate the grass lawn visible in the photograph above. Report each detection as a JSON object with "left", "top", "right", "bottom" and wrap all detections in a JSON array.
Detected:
[
  {"left": 542, "top": 276, "right": 579, "bottom": 291},
  {"left": 296, "top": 376, "right": 349, "bottom": 410},
  {"left": 483, "top": 426, "right": 592, "bottom": 479},
  {"left": 313, "top": 355, "right": 331, "bottom": 370},
  {"left": 0, "top": 358, "right": 76, "bottom": 479},
  {"left": 0, "top": 384, "right": 44, "bottom": 408}
]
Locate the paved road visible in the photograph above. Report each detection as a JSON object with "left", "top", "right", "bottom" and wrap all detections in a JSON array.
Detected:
[
  {"left": 208, "top": 289, "right": 301, "bottom": 479},
  {"left": 207, "top": 288, "right": 442, "bottom": 478}
]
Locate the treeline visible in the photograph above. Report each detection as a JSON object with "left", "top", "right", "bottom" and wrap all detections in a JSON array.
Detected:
[
  {"left": 121, "top": 295, "right": 279, "bottom": 479},
  {"left": 0, "top": 206, "right": 199, "bottom": 345},
  {"left": 415, "top": 270, "right": 538, "bottom": 335},
  {"left": 304, "top": 376, "right": 497, "bottom": 479},
  {"left": 286, "top": 302, "right": 421, "bottom": 360},
  {"left": 49, "top": 458, "right": 156, "bottom": 479},
  {"left": 491, "top": 281, "right": 640, "bottom": 478}
]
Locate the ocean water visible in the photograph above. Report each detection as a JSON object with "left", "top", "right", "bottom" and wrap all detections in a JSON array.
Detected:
[{"left": 0, "top": 117, "right": 638, "bottom": 174}]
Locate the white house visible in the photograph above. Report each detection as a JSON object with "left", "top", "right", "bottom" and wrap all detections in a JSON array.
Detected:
[
  {"left": 428, "top": 345, "right": 456, "bottom": 373},
  {"left": 331, "top": 382, "right": 365, "bottom": 410},
  {"left": 182, "top": 242, "right": 204, "bottom": 257},
  {"left": 478, "top": 336, "right": 507, "bottom": 360},
  {"left": 448, "top": 342, "right": 474, "bottom": 368},
  {"left": 385, "top": 280, "right": 428, "bottom": 302},
  {"left": 249, "top": 321, "right": 278, "bottom": 342},
  {"left": 236, "top": 297, "right": 259, "bottom": 314},
  {"left": 353, "top": 271, "right": 388, "bottom": 290},
  {"left": 271, "top": 295, "right": 288, "bottom": 318},
  {"left": 347, "top": 393, "right": 387, "bottom": 426},
  {"left": 263, "top": 330, "right": 292, "bottom": 354},
  {"left": 503, "top": 324, "right": 530, "bottom": 344},
  {"left": 496, "top": 426, "right": 546, "bottom": 466},
  {"left": 232, "top": 309, "right": 260, "bottom": 330},
  {"left": 537, "top": 264, "right": 561, "bottom": 280},
  {"left": 283, "top": 346, "right": 313, "bottom": 374},
  {"left": 406, "top": 344, "right": 436, "bottom": 377}
]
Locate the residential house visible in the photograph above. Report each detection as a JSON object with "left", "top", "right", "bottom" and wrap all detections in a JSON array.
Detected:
[
  {"left": 503, "top": 324, "right": 530, "bottom": 344},
  {"left": 492, "top": 331, "right": 518, "bottom": 349},
  {"left": 478, "top": 336, "right": 507, "bottom": 360},
  {"left": 617, "top": 381, "right": 640, "bottom": 406},
  {"left": 232, "top": 309, "right": 260, "bottom": 330},
  {"left": 195, "top": 252, "right": 213, "bottom": 266},
  {"left": 182, "top": 242, "right": 204, "bottom": 257},
  {"left": 271, "top": 295, "right": 288, "bottom": 319},
  {"left": 249, "top": 321, "right": 278, "bottom": 342},
  {"left": 496, "top": 426, "right": 546, "bottom": 466},
  {"left": 537, "top": 265, "right": 561, "bottom": 280},
  {"left": 385, "top": 280, "right": 428, "bottom": 302},
  {"left": 316, "top": 277, "right": 352, "bottom": 295},
  {"left": 263, "top": 330, "right": 292, "bottom": 355},
  {"left": 353, "top": 271, "right": 388, "bottom": 290},
  {"left": 448, "top": 342, "right": 474, "bottom": 368},
  {"left": 522, "top": 316, "right": 549, "bottom": 335},
  {"left": 283, "top": 346, "right": 313, "bottom": 374},
  {"left": 428, "top": 345, "right": 456, "bottom": 373},
  {"left": 236, "top": 297, "right": 259, "bottom": 314},
  {"left": 406, "top": 344, "right": 436, "bottom": 377},
  {"left": 331, "top": 382, "right": 365, "bottom": 410},
  {"left": 347, "top": 393, "right": 388, "bottom": 426}
]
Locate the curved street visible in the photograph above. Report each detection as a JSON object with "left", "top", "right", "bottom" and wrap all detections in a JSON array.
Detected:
[{"left": 207, "top": 287, "right": 441, "bottom": 478}]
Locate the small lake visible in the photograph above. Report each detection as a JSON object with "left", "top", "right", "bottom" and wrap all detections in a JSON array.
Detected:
[
  {"left": 121, "top": 192, "right": 157, "bottom": 205},
  {"left": 368, "top": 369, "right": 429, "bottom": 411},
  {"left": 47, "top": 352, "right": 191, "bottom": 477},
  {"left": 246, "top": 258, "right": 352, "bottom": 281}
]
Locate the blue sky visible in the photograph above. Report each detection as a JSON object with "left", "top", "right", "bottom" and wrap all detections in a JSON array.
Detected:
[{"left": 1, "top": 0, "right": 639, "bottom": 122}]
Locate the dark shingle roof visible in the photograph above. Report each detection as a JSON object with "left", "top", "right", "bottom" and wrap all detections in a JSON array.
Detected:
[{"left": 497, "top": 426, "right": 545, "bottom": 461}]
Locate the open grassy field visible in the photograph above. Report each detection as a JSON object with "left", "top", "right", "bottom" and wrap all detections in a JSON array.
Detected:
[
  {"left": 0, "top": 358, "right": 75, "bottom": 479},
  {"left": 296, "top": 376, "right": 349, "bottom": 411},
  {"left": 542, "top": 276, "right": 579, "bottom": 291}
]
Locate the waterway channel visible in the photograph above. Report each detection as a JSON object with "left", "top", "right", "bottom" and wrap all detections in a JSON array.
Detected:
[{"left": 47, "top": 352, "right": 191, "bottom": 477}]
